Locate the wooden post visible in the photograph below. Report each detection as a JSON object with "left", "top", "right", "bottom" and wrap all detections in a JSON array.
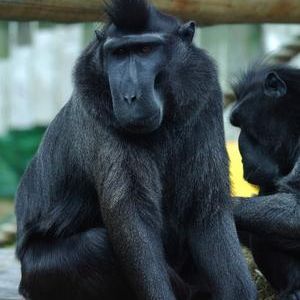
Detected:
[
  {"left": 0, "top": 0, "right": 300, "bottom": 24},
  {"left": 0, "top": 22, "right": 9, "bottom": 58}
]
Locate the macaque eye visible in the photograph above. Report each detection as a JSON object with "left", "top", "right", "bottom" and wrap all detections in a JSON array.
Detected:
[
  {"left": 113, "top": 47, "right": 127, "bottom": 56},
  {"left": 140, "top": 45, "right": 153, "bottom": 54}
]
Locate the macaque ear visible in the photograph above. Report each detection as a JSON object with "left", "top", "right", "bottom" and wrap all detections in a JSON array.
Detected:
[
  {"left": 178, "top": 21, "right": 196, "bottom": 44},
  {"left": 264, "top": 72, "right": 287, "bottom": 98}
]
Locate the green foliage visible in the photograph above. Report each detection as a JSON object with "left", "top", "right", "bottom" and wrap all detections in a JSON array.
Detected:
[{"left": 0, "top": 127, "right": 46, "bottom": 198}]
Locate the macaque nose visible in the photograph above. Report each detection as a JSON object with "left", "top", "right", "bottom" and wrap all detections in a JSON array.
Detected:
[{"left": 124, "top": 94, "right": 137, "bottom": 104}]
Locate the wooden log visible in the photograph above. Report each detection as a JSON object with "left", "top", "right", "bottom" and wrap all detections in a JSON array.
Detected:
[{"left": 0, "top": 0, "right": 300, "bottom": 24}]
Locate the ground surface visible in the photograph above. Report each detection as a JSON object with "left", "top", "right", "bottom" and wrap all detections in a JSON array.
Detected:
[
  {"left": 244, "top": 248, "right": 275, "bottom": 300},
  {"left": 0, "top": 248, "right": 22, "bottom": 300},
  {"left": 0, "top": 248, "right": 275, "bottom": 300}
]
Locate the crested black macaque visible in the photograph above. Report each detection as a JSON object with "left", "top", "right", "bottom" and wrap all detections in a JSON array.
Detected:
[
  {"left": 231, "top": 64, "right": 300, "bottom": 300},
  {"left": 15, "top": 1, "right": 256, "bottom": 299}
]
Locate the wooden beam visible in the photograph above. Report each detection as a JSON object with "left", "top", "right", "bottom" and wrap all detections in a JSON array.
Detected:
[
  {"left": 0, "top": 1, "right": 105, "bottom": 23},
  {"left": 0, "top": 0, "right": 300, "bottom": 24}
]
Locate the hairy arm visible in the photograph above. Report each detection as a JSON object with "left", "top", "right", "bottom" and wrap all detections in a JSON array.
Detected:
[
  {"left": 234, "top": 141, "right": 300, "bottom": 249},
  {"left": 233, "top": 194, "right": 300, "bottom": 240},
  {"left": 187, "top": 119, "right": 256, "bottom": 300},
  {"left": 99, "top": 147, "right": 175, "bottom": 300}
]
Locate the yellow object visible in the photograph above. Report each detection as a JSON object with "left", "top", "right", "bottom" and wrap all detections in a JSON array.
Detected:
[{"left": 227, "top": 141, "right": 259, "bottom": 197}]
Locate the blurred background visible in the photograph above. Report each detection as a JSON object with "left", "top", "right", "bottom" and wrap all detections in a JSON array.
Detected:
[{"left": 0, "top": 22, "right": 300, "bottom": 245}]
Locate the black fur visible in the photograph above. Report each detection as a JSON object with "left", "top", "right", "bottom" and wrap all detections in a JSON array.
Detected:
[
  {"left": 105, "top": 0, "right": 150, "bottom": 31},
  {"left": 231, "top": 63, "right": 300, "bottom": 300},
  {"left": 15, "top": 1, "right": 256, "bottom": 299}
]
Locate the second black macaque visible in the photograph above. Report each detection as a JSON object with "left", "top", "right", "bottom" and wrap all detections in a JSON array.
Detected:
[
  {"left": 15, "top": 0, "right": 256, "bottom": 299},
  {"left": 231, "top": 63, "right": 300, "bottom": 300}
]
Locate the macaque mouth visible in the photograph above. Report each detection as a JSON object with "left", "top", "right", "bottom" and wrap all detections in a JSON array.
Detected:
[
  {"left": 124, "top": 110, "right": 162, "bottom": 133},
  {"left": 132, "top": 110, "right": 161, "bottom": 125}
]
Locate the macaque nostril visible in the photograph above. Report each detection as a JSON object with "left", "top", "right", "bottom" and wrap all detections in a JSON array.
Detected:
[{"left": 124, "top": 95, "right": 137, "bottom": 104}]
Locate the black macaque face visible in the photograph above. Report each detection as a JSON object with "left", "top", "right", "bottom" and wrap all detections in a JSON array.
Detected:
[
  {"left": 98, "top": 5, "right": 195, "bottom": 134},
  {"left": 103, "top": 33, "right": 167, "bottom": 134},
  {"left": 230, "top": 68, "right": 288, "bottom": 183},
  {"left": 230, "top": 71, "right": 287, "bottom": 133}
]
